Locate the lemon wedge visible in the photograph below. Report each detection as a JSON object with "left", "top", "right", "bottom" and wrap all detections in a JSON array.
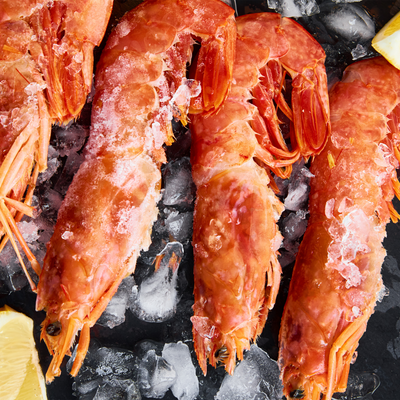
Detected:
[
  {"left": 0, "top": 305, "right": 47, "bottom": 400},
  {"left": 372, "top": 11, "right": 400, "bottom": 70}
]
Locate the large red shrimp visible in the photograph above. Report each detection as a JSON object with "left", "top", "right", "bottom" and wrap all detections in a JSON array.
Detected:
[
  {"left": 0, "top": 0, "right": 113, "bottom": 289},
  {"left": 278, "top": 57, "right": 400, "bottom": 400},
  {"left": 36, "top": 0, "right": 236, "bottom": 382},
  {"left": 190, "top": 12, "right": 330, "bottom": 375}
]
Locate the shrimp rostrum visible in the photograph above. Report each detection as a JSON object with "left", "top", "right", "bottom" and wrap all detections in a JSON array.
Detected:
[
  {"left": 279, "top": 57, "right": 400, "bottom": 400},
  {"left": 36, "top": 0, "right": 236, "bottom": 382},
  {"left": 0, "top": 0, "right": 112, "bottom": 290},
  {"left": 190, "top": 12, "right": 330, "bottom": 375}
]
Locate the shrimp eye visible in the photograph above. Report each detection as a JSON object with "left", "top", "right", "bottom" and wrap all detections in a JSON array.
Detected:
[
  {"left": 290, "top": 389, "right": 305, "bottom": 399},
  {"left": 46, "top": 321, "right": 62, "bottom": 336}
]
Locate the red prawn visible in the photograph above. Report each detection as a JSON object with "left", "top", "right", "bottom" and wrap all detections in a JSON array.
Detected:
[
  {"left": 190, "top": 12, "right": 330, "bottom": 375},
  {"left": 279, "top": 57, "right": 400, "bottom": 400}
]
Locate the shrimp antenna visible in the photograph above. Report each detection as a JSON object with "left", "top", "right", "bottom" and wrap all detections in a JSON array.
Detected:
[
  {"left": 0, "top": 125, "right": 42, "bottom": 289},
  {"left": 231, "top": 0, "right": 238, "bottom": 17}
]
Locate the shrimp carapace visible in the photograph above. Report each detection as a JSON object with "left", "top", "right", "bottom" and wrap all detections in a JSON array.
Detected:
[
  {"left": 279, "top": 57, "right": 400, "bottom": 399},
  {"left": 190, "top": 12, "right": 330, "bottom": 375},
  {"left": 36, "top": 0, "right": 236, "bottom": 382}
]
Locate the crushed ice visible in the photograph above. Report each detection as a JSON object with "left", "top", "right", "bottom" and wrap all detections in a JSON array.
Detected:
[
  {"left": 137, "top": 348, "right": 177, "bottom": 399},
  {"left": 67, "top": 341, "right": 140, "bottom": 400},
  {"left": 332, "top": 371, "right": 380, "bottom": 399},
  {"left": 275, "top": 160, "right": 312, "bottom": 267},
  {"left": 97, "top": 276, "right": 135, "bottom": 329},
  {"left": 162, "top": 342, "right": 199, "bottom": 400},
  {"left": 320, "top": 3, "right": 375, "bottom": 42},
  {"left": 267, "top": 0, "right": 320, "bottom": 18},
  {"left": 130, "top": 242, "right": 184, "bottom": 323},
  {"left": 216, "top": 345, "right": 283, "bottom": 400}
]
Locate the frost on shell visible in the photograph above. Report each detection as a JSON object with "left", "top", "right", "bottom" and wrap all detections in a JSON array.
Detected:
[
  {"left": 325, "top": 198, "right": 335, "bottom": 219},
  {"left": 326, "top": 208, "right": 372, "bottom": 288},
  {"left": 24, "top": 81, "right": 46, "bottom": 96}
]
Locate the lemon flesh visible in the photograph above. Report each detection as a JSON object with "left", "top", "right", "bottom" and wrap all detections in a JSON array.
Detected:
[
  {"left": 372, "top": 11, "right": 400, "bottom": 70},
  {"left": 0, "top": 305, "right": 47, "bottom": 400}
]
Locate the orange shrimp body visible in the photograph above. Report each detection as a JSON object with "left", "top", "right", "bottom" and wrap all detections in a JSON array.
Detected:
[
  {"left": 36, "top": 0, "right": 235, "bottom": 382},
  {"left": 0, "top": 0, "right": 112, "bottom": 289},
  {"left": 279, "top": 57, "right": 400, "bottom": 400},
  {"left": 190, "top": 13, "right": 330, "bottom": 375}
]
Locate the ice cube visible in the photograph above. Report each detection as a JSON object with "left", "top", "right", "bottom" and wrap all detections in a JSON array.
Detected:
[
  {"left": 69, "top": 341, "right": 139, "bottom": 400},
  {"left": 35, "top": 212, "right": 56, "bottom": 245},
  {"left": 14, "top": 220, "right": 39, "bottom": 244},
  {"left": 137, "top": 349, "right": 177, "bottom": 398},
  {"left": 284, "top": 163, "right": 313, "bottom": 212},
  {"left": 320, "top": 3, "right": 375, "bottom": 42},
  {"left": 331, "top": 0, "right": 362, "bottom": 3},
  {"left": 275, "top": 160, "right": 313, "bottom": 210},
  {"left": 267, "top": 0, "right": 320, "bottom": 18},
  {"left": 97, "top": 275, "right": 135, "bottom": 329},
  {"left": 130, "top": 242, "right": 183, "bottom": 322},
  {"left": 52, "top": 124, "right": 89, "bottom": 157},
  {"left": 138, "top": 217, "right": 170, "bottom": 267},
  {"left": 53, "top": 151, "right": 85, "bottom": 196},
  {"left": 282, "top": 210, "right": 309, "bottom": 242},
  {"left": 162, "top": 157, "right": 196, "bottom": 208},
  {"left": 93, "top": 380, "right": 141, "bottom": 400},
  {"left": 165, "top": 212, "right": 193, "bottom": 243},
  {"left": 332, "top": 371, "right": 380, "bottom": 399},
  {"left": 351, "top": 43, "right": 368, "bottom": 60},
  {"left": 281, "top": 209, "right": 309, "bottom": 255},
  {"left": 278, "top": 249, "right": 297, "bottom": 268},
  {"left": 165, "top": 123, "right": 192, "bottom": 161},
  {"left": 216, "top": 345, "right": 283, "bottom": 400},
  {"left": 274, "top": 174, "right": 290, "bottom": 198},
  {"left": 162, "top": 342, "right": 199, "bottom": 400},
  {"left": 37, "top": 145, "right": 60, "bottom": 185},
  {"left": 39, "top": 188, "right": 63, "bottom": 223},
  {"left": 0, "top": 242, "right": 31, "bottom": 292},
  {"left": 284, "top": 181, "right": 309, "bottom": 211},
  {"left": 0, "top": 217, "right": 47, "bottom": 292},
  {"left": 134, "top": 340, "right": 164, "bottom": 358}
]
